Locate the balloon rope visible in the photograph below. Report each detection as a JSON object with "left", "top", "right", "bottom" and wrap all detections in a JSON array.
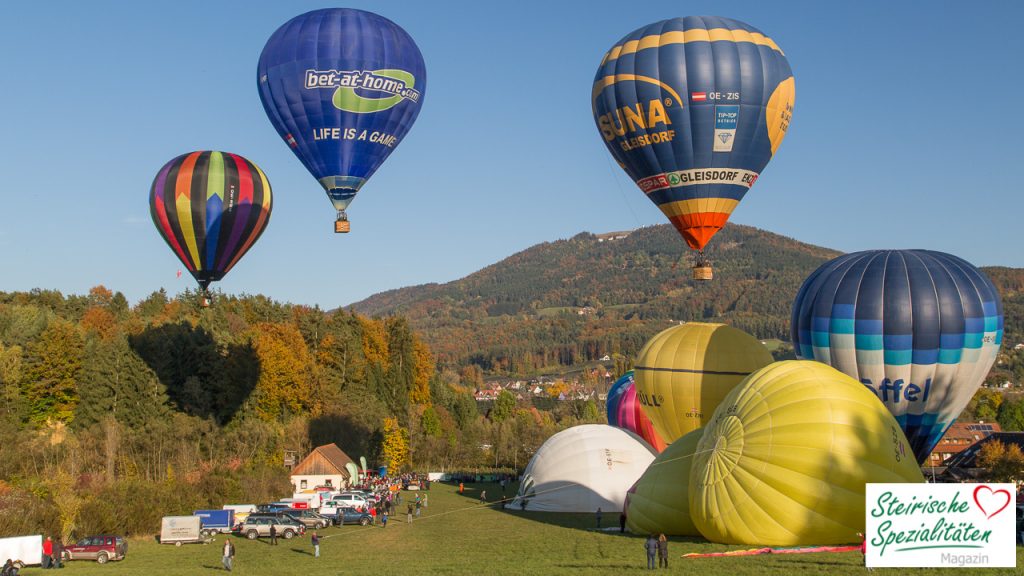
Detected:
[{"left": 602, "top": 149, "right": 643, "bottom": 228}]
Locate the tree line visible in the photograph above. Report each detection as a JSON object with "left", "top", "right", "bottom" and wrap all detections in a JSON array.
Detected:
[{"left": 0, "top": 286, "right": 603, "bottom": 539}]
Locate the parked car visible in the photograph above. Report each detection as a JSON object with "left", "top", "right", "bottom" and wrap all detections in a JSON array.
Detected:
[
  {"left": 334, "top": 506, "right": 373, "bottom": 526},
  {"left": 236, "top": 516, "right": 306, "bottom": 540},
  {"left": 331, "top": 493, "right": 370, "bottom": 509},
  {"left": 61, "top": 535, "right": 127, "bottom": 564},
  {"left": 282, "top": 509, "right": 331, "bottom": 529}
]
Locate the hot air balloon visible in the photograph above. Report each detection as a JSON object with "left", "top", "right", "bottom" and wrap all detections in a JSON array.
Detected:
[
  {"left": 258, "top": 8, "right": 426, "bottom": 233},
  {"left": 607, "top": 371, "right": 668, "bottom": 452},
  {"left": 150, "top": 151, "right": 272, "bottom": 306},
  {"left": 634, "top": 322, "right": 773, "bottom": 444},
  {"left": 625, "top": 428, "right": 703, "bottom": 536},
  {"left": 592, "top": 17, "right": 794, "bottom": 279},
  {"left": 511, "top": 425, "right": 656, "bottom": 513},
  {"left": 791, "top": 250, "right": 1004, "bottom": 464},
  {"left": 689, "top": 361, "right": 924, "bottom": 546}
]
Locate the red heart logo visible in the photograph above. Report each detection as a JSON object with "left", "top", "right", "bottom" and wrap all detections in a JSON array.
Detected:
[{"left": 973, "top": 485, "right": 1011, "bottom": 519}]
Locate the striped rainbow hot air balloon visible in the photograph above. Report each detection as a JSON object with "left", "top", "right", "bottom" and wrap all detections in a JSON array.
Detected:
[{"left": 149, "top": 151, "right": 272, "bottom": 301}]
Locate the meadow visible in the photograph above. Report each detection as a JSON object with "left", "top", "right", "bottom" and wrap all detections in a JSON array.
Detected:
[{"left": 33, "top": 482, "right": 1023, "bottom": 576}]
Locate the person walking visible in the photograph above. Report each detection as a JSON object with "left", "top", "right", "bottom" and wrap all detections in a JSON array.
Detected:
[
  {"left": 596, "top": 507, "right": 603, "bottom": 529},
  {"left": 657, "top": 534, "right": 668, "bottom": 568},
  {"left": 269, "top": 524, "right": 277, "bottom": 546},
  {"left": 311, "top": 532, "right": 320, "bottom": 558},
  {"left": 52, "top": 538, "right": 63, "bottom": 569},
  {"left": 479, "top": 490, "right": 487, "bottom": 504},
  {"left": 222, "top": 538, "right": 235, "bottom": 572},
  {"left": 644, "top": 534, "right": 657, "bottom": 570}
]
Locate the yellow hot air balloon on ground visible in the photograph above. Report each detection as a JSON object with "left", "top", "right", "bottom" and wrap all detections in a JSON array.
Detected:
[
  {"left": 634, "top": 323, "right": 773, "bottom": 444},
  {"left": 625, "top": 428, "right": 703, "bottom": 536},
  {"left": 689, "top": 360, "right": 925, "bottom": 546}
]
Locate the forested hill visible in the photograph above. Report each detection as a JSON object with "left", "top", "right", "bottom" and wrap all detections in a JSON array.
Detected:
[
  {"left": 350, "top": 223, "right": 1024, "bottom": 377},
  {"left": 349, "top": 223, "right": 837, "bottom": 374}
]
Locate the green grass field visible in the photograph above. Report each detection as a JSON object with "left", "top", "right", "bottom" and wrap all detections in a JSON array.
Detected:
[{"left": 30, "top": 482, "right": 1023, "bottom": 575}]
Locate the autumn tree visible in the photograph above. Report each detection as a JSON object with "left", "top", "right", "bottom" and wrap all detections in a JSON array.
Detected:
[
  {"left": 21, "top": 319, "right": 83, "bottom": 424},
  {"left": 381, "top": 417, "right": 410, "bottom": 472},
  {"left": 976, "top": 439, "right": 1024, "bottom": 483},
  {"left": 409, "top": 336, "right": 434, "bottom": 405},
  {"left": 248, "top": 322, "right": 313, "bottom": 422}
]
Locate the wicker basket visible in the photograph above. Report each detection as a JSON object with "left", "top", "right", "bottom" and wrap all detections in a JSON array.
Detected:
[
  {"left": 335, "top": 220, "right": 351, "bottom": 233},
  {"left": 692, "top": 265, "right": 713, "bottom": 281}
]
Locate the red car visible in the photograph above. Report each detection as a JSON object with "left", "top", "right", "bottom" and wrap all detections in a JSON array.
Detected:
[{"left": 61, "top": 535, "right": 127, "bottom": 564}]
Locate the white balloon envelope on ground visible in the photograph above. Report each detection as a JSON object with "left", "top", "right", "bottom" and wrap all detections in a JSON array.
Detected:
[{"left": 512, "top": 425, "right": 657, "bottom": 513}]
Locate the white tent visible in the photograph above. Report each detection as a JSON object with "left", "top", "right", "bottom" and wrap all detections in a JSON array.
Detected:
[{"left": 511, "top": 424, "right": 656, "bottom": 513}]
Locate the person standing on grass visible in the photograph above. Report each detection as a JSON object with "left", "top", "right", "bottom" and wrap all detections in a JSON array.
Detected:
[
  {"left": 644, "top": 534, "right": 657, "bottom": 570},
  {"left": 42, "top": 536, "right": 53, "bottom": 569},
  {"left": 311, "top": 532, "right": 320, "bottom": 558},
  {"left": 407, "top": 501, "right": 414, "bottom": 523},
  {"left": 269, "top": 524, "right": 277, "bottom": 546},
  {"left": 423, "top": 493, "right": 428, "bottom": 508},
  {"left": 657, "top": 534, "right": 668, "bottom": 568},
  {"left": 596, "top": 507, "right": 603, "bottom": 529},
  {"left": 382, "top": 511, "right": 388, "bottom": 528},
  {"left": 459, "top": 482, "right": 464, "bottom": 494},
  {"left": 415, "top": 497, "right": 422, "bottom": 517},
  {"left": 480, "top": 490, "right": 487, "bottom": 504},
  {"left": 222, "top": 538, "right": 234, "bottom": 572},
  {"left": 51, "top": 537, "right": 63, "bottom": 569}
]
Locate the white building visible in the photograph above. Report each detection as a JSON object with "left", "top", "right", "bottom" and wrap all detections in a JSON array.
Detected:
[{"left": 290, "top": 443, "right": 356, "bottom": 492}]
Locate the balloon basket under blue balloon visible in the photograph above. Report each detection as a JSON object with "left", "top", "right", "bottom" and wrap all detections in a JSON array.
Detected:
[{"left": 335, "top": 219, "right": 350, "bottom": 233}]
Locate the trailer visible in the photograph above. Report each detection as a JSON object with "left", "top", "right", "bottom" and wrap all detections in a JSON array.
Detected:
[
  {"left": 159, "top": 515, "right": 210, "bottom": 546},
  {"left": 0, "top": 535, "right": 42, "bottom": 569},
  {"left": 193, "top": 509, "right": 235, "bottom": 535}
]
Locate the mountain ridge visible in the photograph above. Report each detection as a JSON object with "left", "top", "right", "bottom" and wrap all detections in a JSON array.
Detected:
[{"left": 349, "top": 223, "right": 1023, "bottom": 377}]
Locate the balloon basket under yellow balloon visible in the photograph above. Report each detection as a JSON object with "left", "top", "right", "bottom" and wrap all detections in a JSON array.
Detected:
[
  {"left": 692, "top": 264, "right": 713, "bottom": 281},
  {"left": 335, "top": 219, "right": 351, "bottom": 233}
]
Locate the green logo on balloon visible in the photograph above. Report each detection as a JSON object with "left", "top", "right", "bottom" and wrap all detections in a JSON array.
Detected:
[{"left": 332, "top": 69, "right": 419, "bottom": 113}]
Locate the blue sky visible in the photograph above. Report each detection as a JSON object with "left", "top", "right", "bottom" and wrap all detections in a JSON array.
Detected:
[{"left": 0, "top": 1, "right": 1020, "bottom": 308}]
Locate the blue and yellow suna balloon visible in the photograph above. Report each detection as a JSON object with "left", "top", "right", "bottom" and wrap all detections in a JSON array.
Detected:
[
  {"left": 258, "top": 9, "right": 426, "bottom": 233},
  {"left": 592, "top": 17, "right": 794, "bottom": 279},
  {"left": 791, "top": 250, "right": 1004, "bottom": 464}
]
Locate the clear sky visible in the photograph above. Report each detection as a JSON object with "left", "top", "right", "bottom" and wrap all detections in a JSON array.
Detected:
[{"left": 1, "top": 1, "right": 1020, "bottom": 308}]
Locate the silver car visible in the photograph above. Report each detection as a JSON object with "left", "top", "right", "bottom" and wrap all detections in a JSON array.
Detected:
[{"left": 238, "top": 516, "right": 305, "bottom": 540}]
